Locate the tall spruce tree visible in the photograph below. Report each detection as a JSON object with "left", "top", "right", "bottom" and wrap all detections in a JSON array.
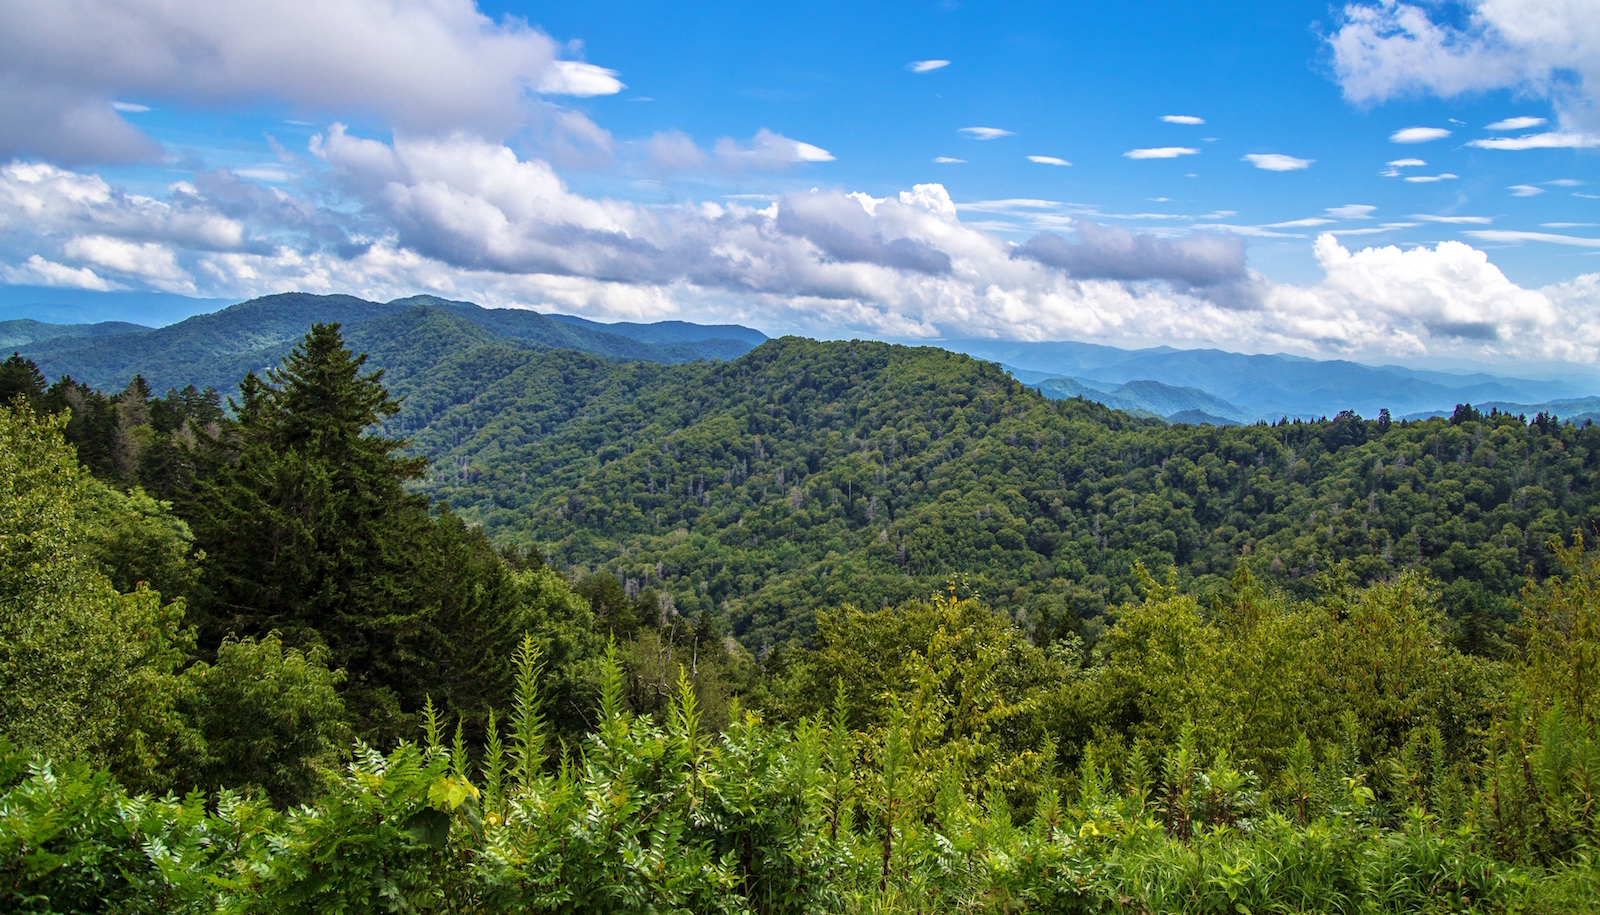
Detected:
[{"left": 192, "top": 323, "right": 433, "bottom": 738}]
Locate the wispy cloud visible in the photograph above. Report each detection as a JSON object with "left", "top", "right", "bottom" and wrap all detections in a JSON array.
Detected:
[
  {"left": 1387, "top": 158, "right": 1426, "bottom": 167},
  {"left": 1542, "top": 223, "right": 1597, "bottom": 228},
  {"left": 1243, "top": 153, "right": 1313, "bottom": 171},
  {"left": 1486, "top": 116, "right": 1546, "bottom": 131},
  {"left": 1162, "top": 115, "right": 1204, "bottom": 125},
  {"left": 1404, "top": 173, "right": 1458, "bottom": 183},
  {"left": 1027, "top": 155, "right": 1071, "bottom": 166},
  {"left": 1267, "top": 217, "right": 1335, "bottom": 227},
  {"left": 1327, "top": 223, "right": 1418, "bottom": 236},
  {"left": 1411, "top": 214, "right": 1492, "bottom": 224},
  {"left": 1469, "top": 132, "right": 1600, "bottom": 150},
  {"left": 933, "top": 156, "right": 966, "bottom": 164},
  {"left": 1548, "top": 179, "right": 1585, "bottom": 187},
  {"left": 1326, "top": 204, "right": 1376, "bottom": 219},
  {"left": 1390, "top": 126, "right": 1451, "bottom": 143},
  {"left": 909, "top": 59, "right": 950, "bottom": 73},
  {"left": 110, "top": 101, "right": 150, "bottom": 113},
  {"left": 960, "top": 126, "right": 1014, "bottom": 140},
  {"left": 1124, "top": 146, "right": 1199, "bottom": 159},
  {"left": 1509, "top": 185, "right": 1545, "bottom": 197},
  {"left": 1464, "top": 230, "right": 1600, "bottom": 248}
]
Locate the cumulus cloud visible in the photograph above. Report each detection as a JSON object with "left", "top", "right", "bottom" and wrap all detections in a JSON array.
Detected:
[
  {"left": 1, "top": 254, "right": 114, "bottom": 290},
  {"left": 1329, "top": 1, "right": 1600, "bottom": 130},
  {"left": 909, "top": 60, "right": 950, "bottom": 73},
  {"left": 1124, "top": 147, "right": 1199, "bottom": 159},
  {"left": 4, "top": 141, "right": 1600, "bottom": 363},
  {"left": 1162, "top": 115, "right": 1205, "bottom": 125},
  {"left": 960, "top": 127, "right": 1014, "bottom": 140},
  {"left": 1014, "top": 221, "right": 1247, "bottom": 288},
  {"left": 1390, "top": 126, "right": 1451, "bottom": 143},
  {"left": 0, "top": 0, "right": 614, "bottom": 162},
  {"left": 1243, "top": 153, "right": 1313, "bottom": 171},
  {"left": 1027, "top": 155, "right": 1072, "bottom": 166}
]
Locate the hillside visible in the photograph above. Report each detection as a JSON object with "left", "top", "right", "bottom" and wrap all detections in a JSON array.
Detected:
[
  {"left": 18, "top": 292, "right": 765, "bottom": 392},
  {"left": 0, "top": 318, "right": 152, "bottom": 349},
  {"left": 371, "top": 335, "right": 1600, "bottom": 649}
]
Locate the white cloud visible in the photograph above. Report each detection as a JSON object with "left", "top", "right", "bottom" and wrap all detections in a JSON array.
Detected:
[
  {"left": 536, "top": 61, "right": 624, "bottom": 97},
  {"left": 1327, "top": 204, "right": 1377, "bottom": 219},
  {"left": 109, "top": 101, "right": 148, "bottom": 113},
  {"left": 1404, "top": 173, "right": 1458, "bottom": 183},
  {"left": 933, "top": 156, "right": 966, "bottom": 164},
  {"left": 645, "top": 128, "right": 834, "bottom": 172},
  {"left": 1267, "top": 218, "right": 1336, "bottom": 227},
  {"left": 1329, "top": 1, "right": 1600, "bottom": 132},
  {"left": 1412, "top": 214, "right": 1493, "bottom": 223},
  {"left": 62, "top": 234, "right": 193, "bottom": 291},
  {"left": 0, "top": 0, "right": 608, "bottom": 162},
  {"left": 6, "top": 144, "right": 1600, "bottom": 363},
  {"left": 1162, "top": 115, "right": 1205, "bottom": 125},
  {"left": 1487, "top": 116, "right": 1547, "bottom": 130},
  {"left": 1390, "top": 126, "right": 1451, "bottom": 143},
  {"left": 1465, "top": 229, "right": 1600, "bottom": 248},
  {"left": 1548, "top": 179, "right": 1585, "bottom": 186},
  {"left": 909, "top": 60, "right": 950, "bottom": 73},
  {"left": 1510, "top": 184, "right": 1546, "bottom": 196},
  {"left": 1125, "top": 147, "right": 1199, "bottom": 159},
  {"left": 1469, "top": 131, "right": 1600, "bottom": 149},
  {"left": 1543, "top": 222, "right": 1597, "bottom": 228},
  {"left": 1, "top": 253, "right": 114, "bottom": 290},
  {"left": 1243, "top": 153, "right": 1313, "bottom": 171},
  {"left": 960, "top": 127, "right": 1014, "bottom": 140},
  {"left": 1027, "top": 155, "right": 1071, "bottom": 166},
  {"left": 1388, "top": 158, "right": 1427, "bottom": 167}
]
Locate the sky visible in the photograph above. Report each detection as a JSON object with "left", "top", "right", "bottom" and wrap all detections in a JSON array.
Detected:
[{"left": 1, "top": 0, "right": 1599, "bottom": 368}]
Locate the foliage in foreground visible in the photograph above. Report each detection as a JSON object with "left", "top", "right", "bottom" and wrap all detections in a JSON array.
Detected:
[{"left": 4, "top": 634, "right": 1598, "bottom": 915}]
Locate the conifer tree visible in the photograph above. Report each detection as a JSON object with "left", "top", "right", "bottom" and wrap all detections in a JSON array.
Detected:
[{"left": 192, "top": 323, "right": 431, "bottom": 737}]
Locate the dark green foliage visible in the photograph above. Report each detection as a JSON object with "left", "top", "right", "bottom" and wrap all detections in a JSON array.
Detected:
[
  {"left": 0, "top": 352, "right": 44, "bottom": 408},
  {"left": 399, "top": 336, "right": 1600, "bottom": 648}
]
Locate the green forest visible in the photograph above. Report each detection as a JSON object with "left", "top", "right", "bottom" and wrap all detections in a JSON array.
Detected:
[{"left": 3, "top": 324, "right": 1600, "bottom": 913}]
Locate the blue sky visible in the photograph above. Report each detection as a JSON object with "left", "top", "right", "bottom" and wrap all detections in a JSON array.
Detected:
[{"left": 1, "top": 0, "right": 1598, "bottom": 367}]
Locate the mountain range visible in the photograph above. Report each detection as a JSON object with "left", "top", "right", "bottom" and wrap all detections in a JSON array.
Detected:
[
  {"left": 945, "top": 338, "right": 1595, "bottom": 422},
  {"left": 7, "top": 290, "right": 1598, "bottom": 426},
  {"left": 11, "top": 293, "right": 765, "bottom": 395}
]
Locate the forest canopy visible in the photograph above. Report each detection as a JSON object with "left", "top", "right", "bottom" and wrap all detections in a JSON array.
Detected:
[{"left": 3, "top": 328, "right": 1600, "bottom": 913}]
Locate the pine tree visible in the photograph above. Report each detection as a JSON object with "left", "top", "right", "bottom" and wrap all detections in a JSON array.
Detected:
[{"left": 0, "top": 353, "right": 45, "bottom": 408}]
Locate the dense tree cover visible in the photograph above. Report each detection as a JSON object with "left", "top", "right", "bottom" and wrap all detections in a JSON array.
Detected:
[
  {"left": 383, "top": 337, "right": 1600, "bottom": 649},
  {"left": 8, "top": 325, "right": 1600, "bottom": 910},
  {"left": 6, "top": 561, "right": 1600, "bottom": 912}
]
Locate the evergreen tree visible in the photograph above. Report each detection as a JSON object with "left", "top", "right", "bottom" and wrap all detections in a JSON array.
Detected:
[
  {"left": 0, "top": 353, "right": 44, "bottom": 408},
  {"left": 191, "top": 323, "right": 432, "bottom": 739}
]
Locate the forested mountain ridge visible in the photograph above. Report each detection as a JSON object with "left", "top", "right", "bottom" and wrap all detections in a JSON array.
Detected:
[
  {"left": 15, "top": 292, "right": 764, "bottom": 393},
  {"left": 390, "top": 334, "right": 1600, "bottom": 649}
]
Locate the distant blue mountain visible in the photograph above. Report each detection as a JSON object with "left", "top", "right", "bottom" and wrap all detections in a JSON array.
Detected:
[
  {"left": 948, "top": 338, "right": 1592, "bottom": 420},
  {"left": 0, "top": 285, "right": 228, "bottom": 327}
]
